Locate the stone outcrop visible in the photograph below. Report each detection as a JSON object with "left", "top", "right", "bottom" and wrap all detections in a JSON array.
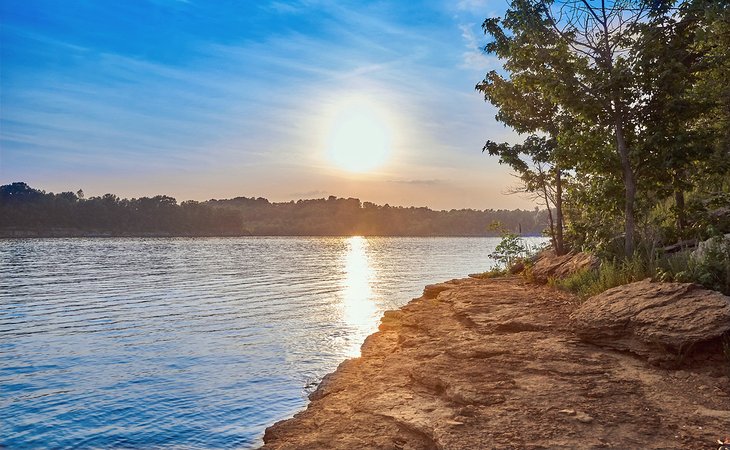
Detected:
[
  {"left": 571, "top": 279, "right": 730, "bottom": 364},
  {"left": 530, "top": 250, "right": 600, "bottom": 283},
  {"left": 262, "top": 277, "right": 730, "bottom": 449},
  {"left": 692, "top": 233, "right": 730, "bottom": 261}
]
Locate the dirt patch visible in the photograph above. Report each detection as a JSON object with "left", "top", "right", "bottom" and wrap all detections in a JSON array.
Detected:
[{"left": 262, "top": 277, "right": 730, "bottom": 449}]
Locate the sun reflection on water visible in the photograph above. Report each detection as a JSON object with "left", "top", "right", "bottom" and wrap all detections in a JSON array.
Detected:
[{"left": 341, "top": 236, "right": 378, "bottom": 356}]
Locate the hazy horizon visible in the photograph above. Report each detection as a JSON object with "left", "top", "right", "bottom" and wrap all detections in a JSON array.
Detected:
[
  {"left": 0, "top": 181, "right": 539, "bottom": 211},
  {"left": 3, "top": 180, "right": 542, "bottom": 212}
]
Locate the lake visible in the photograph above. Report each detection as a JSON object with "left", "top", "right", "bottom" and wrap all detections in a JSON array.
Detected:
[{"left": 0, "top": 236, "right": 546, "bottom": 448}]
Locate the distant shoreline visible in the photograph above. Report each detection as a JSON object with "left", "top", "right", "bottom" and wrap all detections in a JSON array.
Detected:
[
  {"left": 1, "top": 183, "right": 549, "bottom": 240},
  {"left": 0, "top": 230, "right": 545, "bottom": 239}
]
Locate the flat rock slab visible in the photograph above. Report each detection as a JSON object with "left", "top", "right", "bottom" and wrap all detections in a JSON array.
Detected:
[
  {"left": 571, "top": 279, "right": 730, "bottom": 364},
  {"left": 262, "top": 277, "right": 730, "bottom": 450}
]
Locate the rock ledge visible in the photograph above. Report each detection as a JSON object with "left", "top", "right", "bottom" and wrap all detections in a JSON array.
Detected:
[
  {"left": 571, "top": 279, "right": 730, "bottom": 364},
  {"left": 262, "top": 277, "right": 730, "bottom": 449}
]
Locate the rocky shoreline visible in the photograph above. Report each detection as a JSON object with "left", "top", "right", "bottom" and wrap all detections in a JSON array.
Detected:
[{"left": 261, "top": 276, "right": 730, "bottom": 449}]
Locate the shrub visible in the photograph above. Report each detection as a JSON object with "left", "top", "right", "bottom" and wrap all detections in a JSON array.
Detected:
[
  {"left": 489, "top": 231, "right": 527, "bottom": 269},
  {"left": 657, "top": 236, "right": 730, "bottom": 295}
]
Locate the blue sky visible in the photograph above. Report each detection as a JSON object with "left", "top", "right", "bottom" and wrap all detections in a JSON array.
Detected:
[{"left": 0, "top": 0, "right": 530, "bottom": 210}]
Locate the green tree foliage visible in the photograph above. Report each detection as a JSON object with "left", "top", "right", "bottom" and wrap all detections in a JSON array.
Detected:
[
  {"left": 489, "top": 231, "right": 528, "bottom": 268},
  {"left": 479, "top": 0, "right": 730, "bottom": 255}
]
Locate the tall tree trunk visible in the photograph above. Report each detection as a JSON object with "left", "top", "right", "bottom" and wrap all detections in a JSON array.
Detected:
[
  {"left": 555, "top": 168, "right": 565, "bottom": 255},
  {"left": 614, "top": 115, "right": 636, "bottom": 256},
  {"left": 536, "top": 164, "right": 560, "bottom": 255},
  {"left": 602, "top": 8, "right": 635, "bottom": 256},
  {"left": 673, "top": 173, "right": 686, "bottom": 233},
  {"left": 540, "top": 173, "right": 557, "bottom": 253}
]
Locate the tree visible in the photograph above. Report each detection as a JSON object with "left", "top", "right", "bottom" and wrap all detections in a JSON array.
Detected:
[
  {"left": 631, "top": 0, "right": 718, "bottom": 237},
  {"left": 0, "top": 182, "right": 43, "bottom": 202},
  {"left": 483, "top": 136, "right": 566, "bottom": 254},
  {"left": 479, "top": 0, "right": 655, "bottom": 255},
  {"left": 0, "top": 182, "right": 551, "bottom": 237},
  {"left": 476, "top": 5, "right": 571, "bottom": 254}
]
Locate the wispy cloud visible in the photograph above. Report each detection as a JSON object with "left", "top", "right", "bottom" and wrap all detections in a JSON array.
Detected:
[
  {"left": 1, "top": 0, "right": 532, "bottom": 209},
  {"left": 456, "top": 0, "right": 491, "bottom": 12},
  {"left": 388, "top": 179, "right": 445, "bottom": 186},
  {"left": 457, "top": 23, "right": 497, "bottom": 71}
]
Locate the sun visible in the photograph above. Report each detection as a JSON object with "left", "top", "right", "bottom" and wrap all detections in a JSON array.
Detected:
[{"left": 326, "top": 97, "right": 391, "bottom": 173}]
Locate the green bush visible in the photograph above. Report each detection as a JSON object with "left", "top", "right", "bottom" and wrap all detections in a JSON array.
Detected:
[{"left": 489, "top": 232, "right": 527, "bottom": 269}]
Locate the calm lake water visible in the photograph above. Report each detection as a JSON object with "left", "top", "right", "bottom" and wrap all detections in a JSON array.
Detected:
[{"left": 1, "top": 236, "right": 545, "bottom": 449}]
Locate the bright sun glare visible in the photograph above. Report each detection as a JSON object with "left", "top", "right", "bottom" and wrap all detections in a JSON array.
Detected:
[
  {"left": 341, "top": 236, "right": 378, "bottom": 356},
  {"left": 327, "top": 97, "right": 391, "bottom": 173}
]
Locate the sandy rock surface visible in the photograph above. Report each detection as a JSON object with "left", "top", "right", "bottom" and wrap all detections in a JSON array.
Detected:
[
  {"left": 572, "top": 279, "right": 730, "bottom": 364},
  {"left": 262, "top": 277, "right": 730, "bottom": 449}
]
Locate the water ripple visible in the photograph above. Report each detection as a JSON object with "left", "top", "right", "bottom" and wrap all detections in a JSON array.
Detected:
[{"left": 0, "top": 236, "right": 545, "bottom": 448}]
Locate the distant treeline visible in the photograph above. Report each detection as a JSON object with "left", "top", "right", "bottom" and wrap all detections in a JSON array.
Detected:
[{"left": 0, "top": 182, "right": 547, "bottom": 237}]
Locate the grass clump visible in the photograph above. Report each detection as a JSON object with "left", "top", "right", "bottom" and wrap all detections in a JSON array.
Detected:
[
  {"left": 552, "top": 256, "right": 653, "bottom": 299},
  {"left": 554, "top": 235, "right": 730, "bottom": 299}
]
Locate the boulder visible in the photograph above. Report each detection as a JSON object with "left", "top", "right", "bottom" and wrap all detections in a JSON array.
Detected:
[
  {"left": 531, "top": 250, "right": 600, "bottom": 283},
  {"left": 692, "top": 233, "right": 730, "bottom": 261},
  {"left": 571, "top": 279, "right": 730, "bottom": 363}
]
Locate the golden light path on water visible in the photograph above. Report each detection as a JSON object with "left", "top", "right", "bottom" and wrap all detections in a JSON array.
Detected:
[{"left": 341, "top": 236, "right": 379, "bottom": 356}]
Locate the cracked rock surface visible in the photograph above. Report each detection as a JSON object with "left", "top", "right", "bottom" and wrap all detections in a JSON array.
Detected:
[{"left": 262, "top": 277, "right": 730, "bottom": 449}]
